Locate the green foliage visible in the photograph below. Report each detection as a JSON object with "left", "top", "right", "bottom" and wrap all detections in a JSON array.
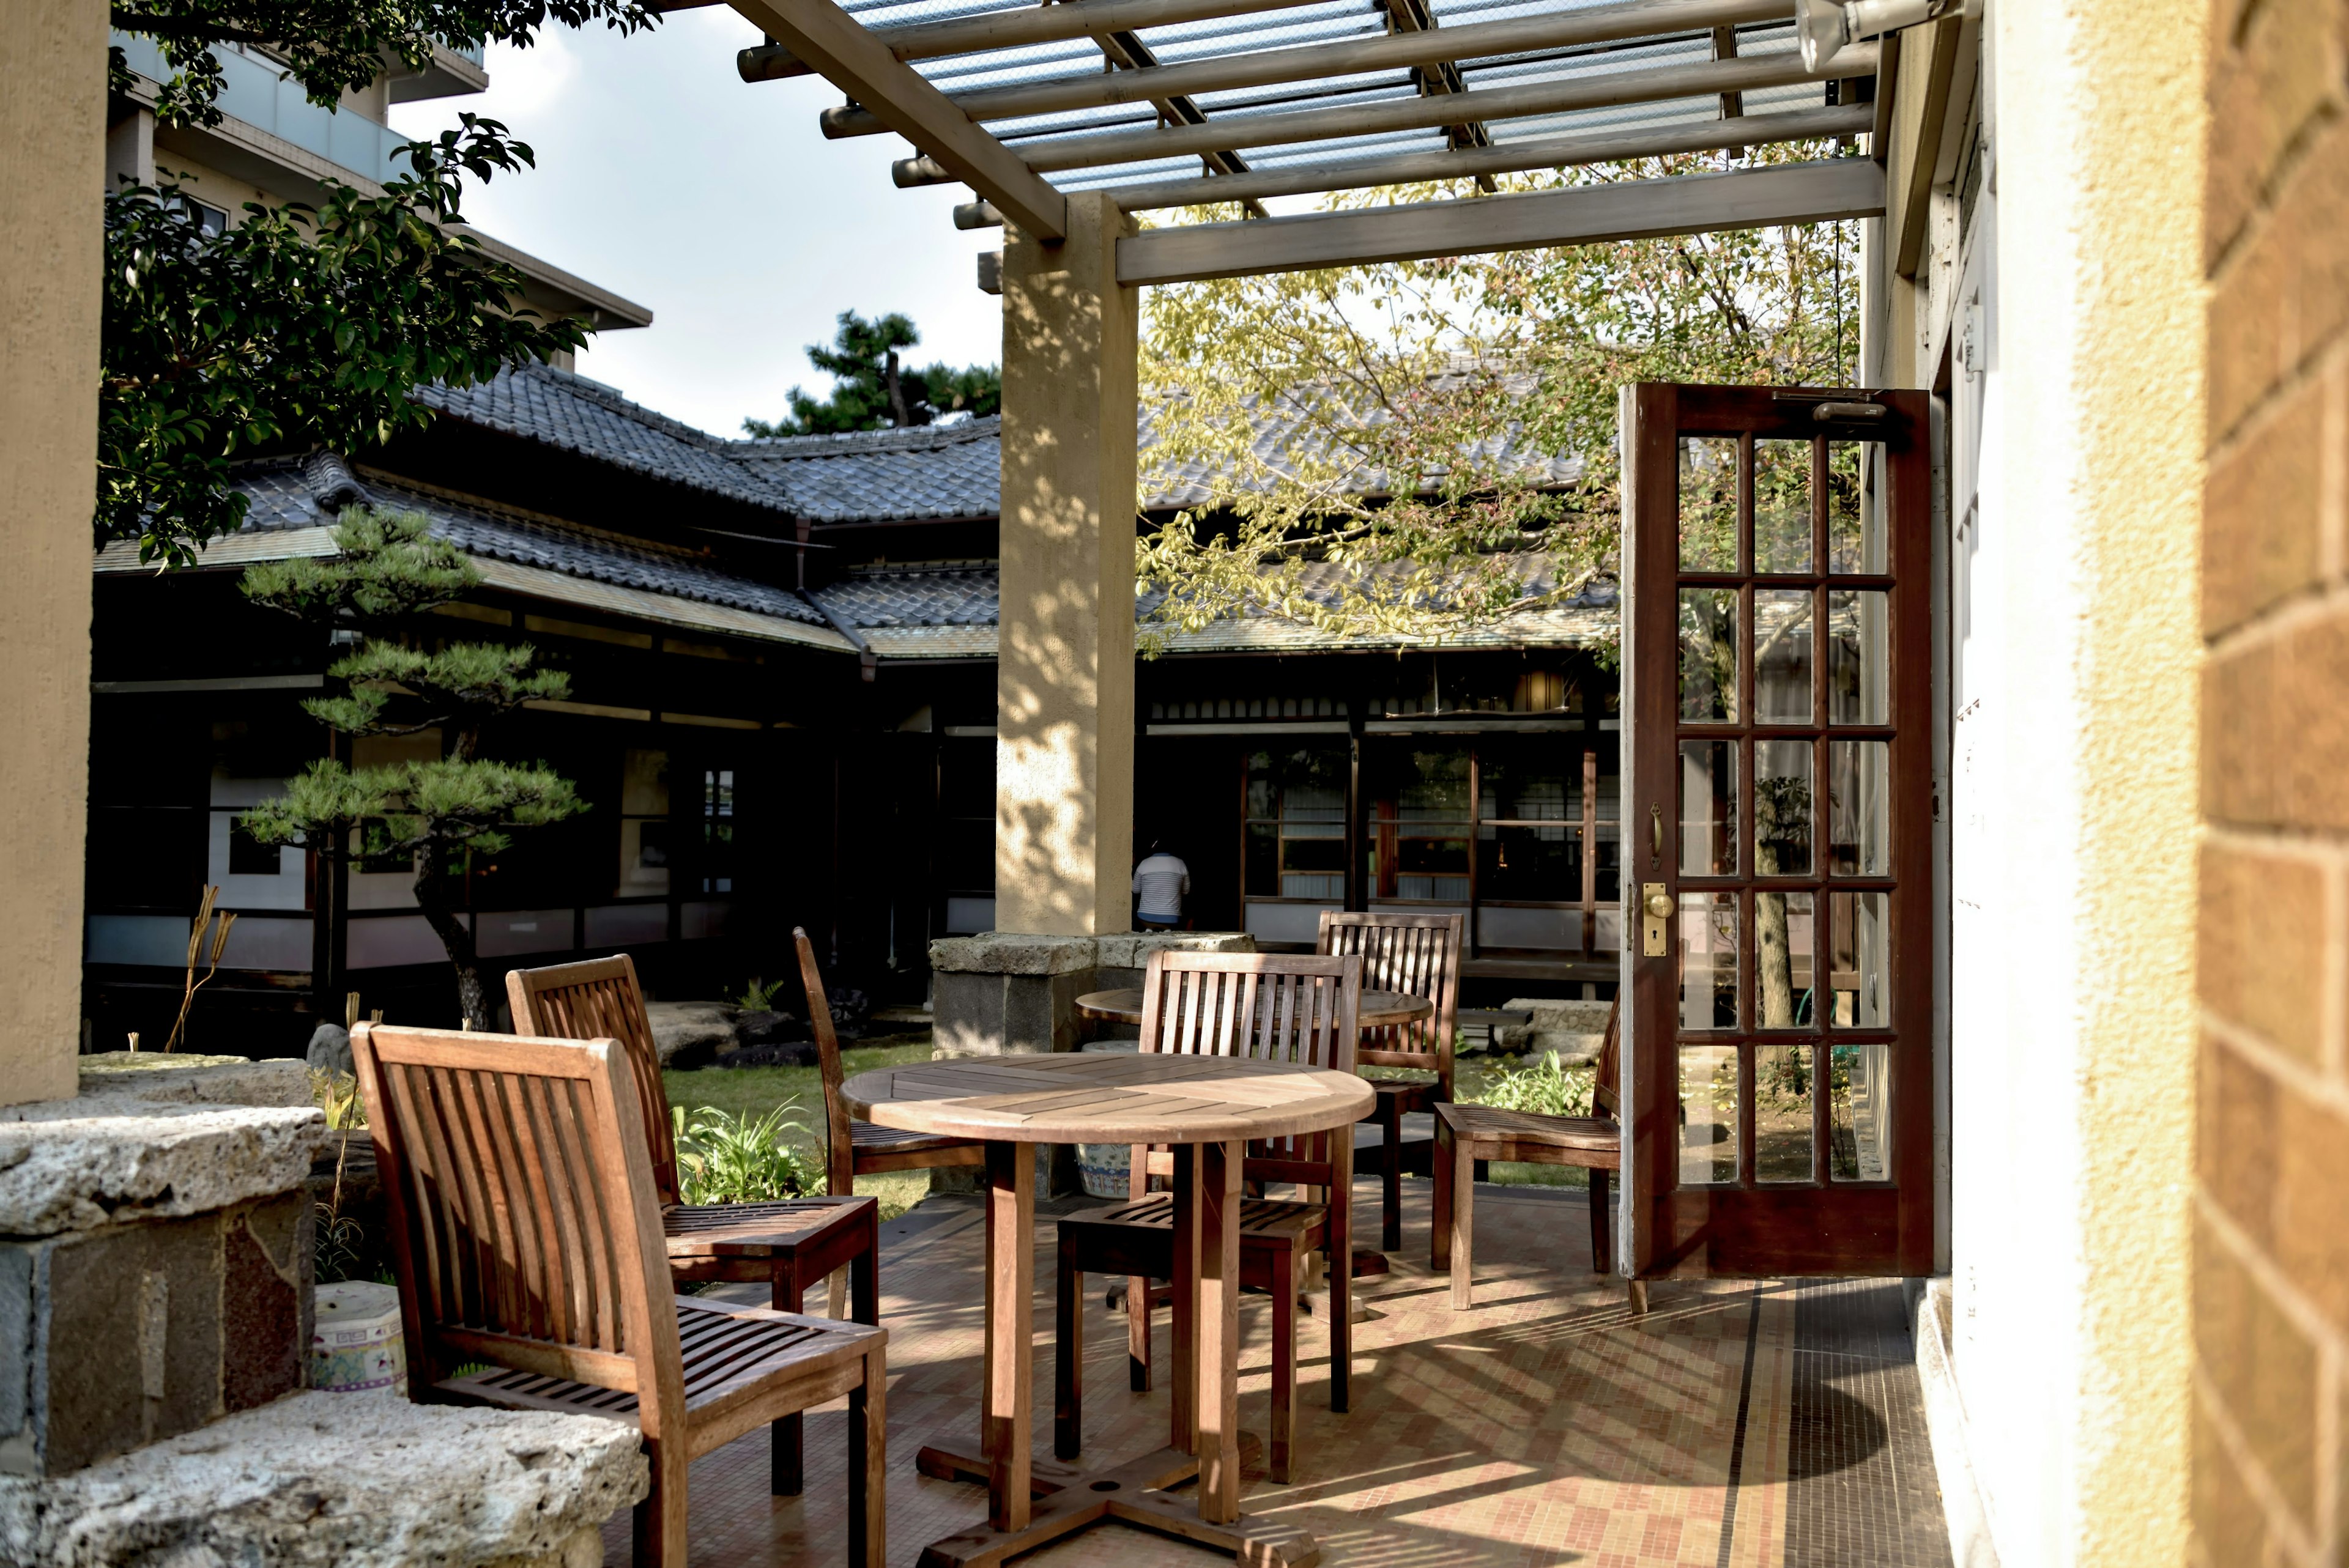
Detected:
[
  {"left": 743, "top": 311, "right": 1001, "bottom": 437},
  {"left": 735, "top": 976, "right": 786, "bottom": 1012},
  {"left": 670, "top": 1103, "right": 822, "bottom": 1206},
  {"left": 1470, "top": 1050, "right": 1595, "bottom": 1119},
  {"left": 242, "top": 508, "right": 477, "bottom": 621},
  {"left": 244, "top": 755, "right": 582, "bottom": 860},
  {"left": 110, "top": 1, "right": 657, "bottom": 133},
  {"left": 1136, "top": 143, "right": 1861, "bottom": 649},
  {"left": 102, "top": 120, "right": 592, "bottom": 564},
  {"left": 308, "top": 1067, "right": 368, "bottom": 1130}
]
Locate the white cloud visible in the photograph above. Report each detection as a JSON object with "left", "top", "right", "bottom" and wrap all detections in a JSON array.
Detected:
[{"left": 392, "top": 9, "right": 1003, "bottom": 438}]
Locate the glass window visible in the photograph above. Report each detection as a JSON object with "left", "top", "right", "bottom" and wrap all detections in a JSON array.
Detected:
[
  {"left": 940, "top": 738, "right": 995, "bottom": 895},
  {"left": 1828, "top": 590, "right": 1890, "bottom": 725},
  {"left": 1754, "top": 741, "right": 1813, "bottom": 876},
  {"left": 1754, "top": 1044, "right": 1816, "bottom": 1182},
  {"left": 699, "top": 768, "right": 735, "bottom": 895},
  {"left": 1828, "top": 891, "right": 1890, "bottom": 1026},
  {"left": 1754, "top": 890, "right": 1816, "bottom": 1029},
  {"left": 1827, "top": 741, "right": 1890, "bottom": 875},
  {"left": 1678, "top": 740, "right": 1735, "bottom": 876},
  {"left": 1830, "top": 1044, "right": 1891, "bottom": 1180},
  {"left": 1827, "top": 441, "right": 1888, "bottom": 574},
  {"left": 1678, "top": 890, "right": 1738, "bottom": 1030},
  {"left": 1368, "top": 748, "right": 1468, "bottom": 903},
  {"left": 1244, "top": 747, "right": 1349, "bottom": 901},
  {"left": 1754, "top": 590, "right": 1814, "bottom": 723},
  {"left": 1477, "top": 745, "right": 1572, "bottom": 903},
  {"left": 617, "top": 747, "right": 669, "bottom": 897},
  {"left": 1679, "top": 589, "right": 1739, "bottom": 722}
]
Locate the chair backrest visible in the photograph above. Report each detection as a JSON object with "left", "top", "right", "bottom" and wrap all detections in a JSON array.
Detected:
[
  {"left": 1593, "top": 994, "right": 1622, "bottom": 1122},
  {"left": 350, "top": 1022, "right": 686, "bottom": 1440},
  {"left": 1135, "top": 949, "right": 1363, "bottom": 1190},
  {"left": 792, "top": 926, "right": 853, "bottom": 1195},
  {"left": 1316, "top": 911, "right": 1463, "bottom": 1089},
  {"left": 506, "top": 955, "right": 681, "bottom": 1207}
]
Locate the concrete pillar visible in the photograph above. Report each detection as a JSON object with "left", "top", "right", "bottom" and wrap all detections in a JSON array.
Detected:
[
  {"left": 995, "top": 191, "right": 1138, "bottom": 937},
  {"left": 0, "top": 0, "right": 107, "bottom": 1108}
]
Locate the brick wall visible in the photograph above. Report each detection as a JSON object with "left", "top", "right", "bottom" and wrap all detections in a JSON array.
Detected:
[{"left": 2197, "top": 2, "right": 2349, "bottom": 1564}]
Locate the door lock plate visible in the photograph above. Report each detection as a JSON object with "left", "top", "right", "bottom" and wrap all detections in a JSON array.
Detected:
[{"left": 1641, "top": 882, "right": 1670, "bottom": 957}]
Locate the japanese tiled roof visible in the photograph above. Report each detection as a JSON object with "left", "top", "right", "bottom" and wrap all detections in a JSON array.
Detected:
[
  {"left": 407, "top": 362, "right": 1581, "bottom": 524},
  {"left": 201, "top": 453, "right": 830, "bottom": 629}
]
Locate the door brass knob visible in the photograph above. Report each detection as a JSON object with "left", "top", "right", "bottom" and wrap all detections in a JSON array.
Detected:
[{"left": 1644, "top": 889, "right": 1674, "bottom": 920}]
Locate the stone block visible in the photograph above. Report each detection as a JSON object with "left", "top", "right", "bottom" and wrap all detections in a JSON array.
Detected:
[
  {"left": 1092, "top": 931, "right": 1255, "bottom": 972},
  {"left": 0, "top": 1092, "right": 327, "bottom": 1237},
  {"left": 0, "top": 1392, "right": 647, "bottom": 1567},
  {"left": 642, "top": 1001, "right": 738, "bottom": 1068},
  {"left": 74, "top": 1054, "right": 313, "bottom": 1110},
  {"left": 929, "top": 932, "right": 1099, "bottom": 976},
  {"left": 0, "top": 1190, "right": 315, "bottom": 1478},
  {"left": 1497, "top": 997, "right": 1612, "bottom": 1061},
  {"left": 933, "top": 969, "right": 1089, "bottom": 1057}
]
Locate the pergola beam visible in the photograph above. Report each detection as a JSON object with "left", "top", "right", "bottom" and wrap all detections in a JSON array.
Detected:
[
  {"left": 739, "top": 0, "right": 1333, "bottom": 80},
  {"left": 726, "top": 0, "right": 1069, "bottom": 240},
  {"left": 1096, "top": 102, "right": 1872, "bottom": 210},
  {"left": 820, "top": 0, "right": 1793, "bottom": 135},
  {"left": 1011, "top": 41, "right": 1877, "bottom": 172},
  {"left": 1114, "top": 155, "right": 1885, "bottom": 284}
]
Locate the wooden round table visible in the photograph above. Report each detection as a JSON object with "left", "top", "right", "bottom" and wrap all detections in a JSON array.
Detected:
[
  {"left": 844, "top": 1053, "right": 1372, "bottom": 1568},
  {"left": 1074, "top": 987, "right": 1435, "bottom": 1030}
]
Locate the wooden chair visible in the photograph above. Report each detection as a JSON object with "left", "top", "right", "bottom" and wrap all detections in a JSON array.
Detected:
[
  {"left": 507, "top": 952, "right": 882, "bottom": 1492},
  {"left": 1053, "top": 950, "right": 1362, "bottom": 1484},
  {"left": 1318, "top": 910, "right": 1463, "bottom": 1253},
  {"left": 351, "top": 1022, "right": 887, "bottom": 1567},
  {"left": 1432, "top": 996, "right": 1647, "bottom": 1313},
  {"left": 792, "top": 926, "right": 986, "bottom": 1205}
]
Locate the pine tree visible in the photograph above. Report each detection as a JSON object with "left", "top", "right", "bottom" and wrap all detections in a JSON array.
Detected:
[
  {"left": 238, "top": 508, "right": 584, "bottom": 1028},
  {"left": 741, "top": 311, "right": 1000, "bottom": 436}
]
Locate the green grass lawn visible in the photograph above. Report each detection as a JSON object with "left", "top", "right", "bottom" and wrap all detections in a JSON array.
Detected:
[{"left": 662, "top": 1033, "right": 936, "bottom": 1221}]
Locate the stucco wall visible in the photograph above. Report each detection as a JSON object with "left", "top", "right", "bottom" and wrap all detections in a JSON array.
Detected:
[
  {"left": 2194, "top": 2, "right": 2349, "bottom": 1564},
  {"left": 0, "top": 1, "right": 107, "bottom": 1106},
  {"left": 1945, "top": 1, "right": 2204, "bottom": 1562}
]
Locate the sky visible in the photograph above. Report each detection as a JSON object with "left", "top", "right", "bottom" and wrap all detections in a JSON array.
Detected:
[{"left": 388, "top": 9, "right": 1008, "bottom": 440}]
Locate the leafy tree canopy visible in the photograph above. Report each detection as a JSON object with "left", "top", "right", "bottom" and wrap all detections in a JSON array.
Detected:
[
  {"left": 743, "top": 310, "right": 1001, "bottom": 437},
  {"left": 241, "top": 509, "right": 584, "bottom": 1026},
  {"left": 1135, "top": 144, "right": 1861, "bottom": 653},
  {"left": 103, "top": 2, "right": 659, "bottom": 564},
  {"left": 111, "top": 0, "right": 656, "bottom": 131}
]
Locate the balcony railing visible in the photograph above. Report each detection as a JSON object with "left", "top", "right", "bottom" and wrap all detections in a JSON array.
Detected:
[{"left": 113, "top": 32, "right": 412, "bottom": 188}]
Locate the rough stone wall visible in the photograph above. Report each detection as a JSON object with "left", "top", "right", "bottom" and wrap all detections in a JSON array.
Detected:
[{"left": 2195, "top": 4, "right": 2349, "bottom": 1564}]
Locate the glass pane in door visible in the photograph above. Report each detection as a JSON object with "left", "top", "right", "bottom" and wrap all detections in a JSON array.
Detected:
[
  {"left": 1754, "top": 439, "right": 1811, "bottom": 573},
  {"left": 1754, "top": 889, "right": 1815, "bottom": 1029},
  {"left": 1680, "top": 590, "right": 1739, "bottom": 721},
  {"left": 1679, "top": 1045, "right": 1739, "bottom": 1184},
  {"left": 1826, "top": 440, "right": 1886, "bottom": 573},
  {"left": 1828, "top": 591, "right": 1890, "bottom": 725},
  {"left": 1754, "top": 590, "right": 1814, "bottom": 723},
  {"left": 1830, "top": 1043, "right": 1891, "bottom": 1180},
  {"left": 1679, "top": 891, "right": 1739, "bottom": 1029},
  {"left": 1679, "top": 741, "right": 1736, "bottom": 875},
  {"left": 1679, "top": 437, "right": 1739, "bottom": 570},
  {"left": 1828, "top": 891, "right": 1890, "bottom": 1026},
  {"left": 1754, "top": 741, "right": 1813, "bottom": 876},
  {"left": 1754, "top": 1043, "right": 1816, "bottom": 1182},
  {"left": 1828, "top": 741, "right": 1890, "bottom": 874}
]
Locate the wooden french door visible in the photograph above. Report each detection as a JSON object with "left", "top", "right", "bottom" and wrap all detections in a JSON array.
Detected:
[{"left": 1621, "top": 383, "right": 1935, "bottom": 1278}]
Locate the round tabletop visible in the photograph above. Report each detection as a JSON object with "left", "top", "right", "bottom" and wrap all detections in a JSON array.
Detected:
[
  {"left": 843, "top": 1053, "right": 1375, "bottom": 1145},
  {"left": 1074, "top": 988, "right": 1436, "bottom": 1030}
]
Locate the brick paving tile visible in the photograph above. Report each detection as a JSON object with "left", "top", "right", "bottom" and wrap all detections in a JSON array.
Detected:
[{"left": 599, "top": 1181, "right": 1946, "bottom": 1567}]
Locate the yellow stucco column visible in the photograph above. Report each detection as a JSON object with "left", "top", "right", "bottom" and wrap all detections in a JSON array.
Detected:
[
  {"left": 995, "top": 193, "right": 1138, "bottom": 937},
  {"left": 0, "top": 0, "right": 106, "bottom": 1106}
]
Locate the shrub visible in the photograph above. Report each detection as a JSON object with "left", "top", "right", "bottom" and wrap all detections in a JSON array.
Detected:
[
  {"left": 1473, "top": 1051, "right": 1595, "bottom": 1119},
  {"left": 735, "top": 975, "right": 787, "bottom": 1011},
  {"left": 672, "top": 1103, "right": 823, "bottom": 1205}
]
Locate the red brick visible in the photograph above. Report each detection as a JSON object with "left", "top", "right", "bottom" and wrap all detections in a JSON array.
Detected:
[
  {"left": 2191, "top": 1393, "right": 2270, "bottom": 1567},
  {"left": 2203, "top": 638, "right": 2287, "bottom": 827},
  {"left": 2200, "top": 1034, "right": 2279, "bottom": 1251},
  {"left": 2281, "top": 608, "right": 2349, "bottom": 832},
  {"left": 2198, "top": 843, "right": 2329, "bottom": 1065},
  {"left": 2214, "top": 115, "right": 2349, "bottom": 445},
  {"left": 2205, "top": 0, "right": 2344, "bottom": 266},
  {"left": 2194, "top": 1210, "right": 2319, "bottom": 1529},
  {"left": 2271, "top": 1081, "right": 2349, "bottom": 1334},
  {"left": 2213, "top": 198, "right": 2294, "bottom": 443},
  {"left": 2203, "top": 369, "right": 2326, "bottom": 637}
]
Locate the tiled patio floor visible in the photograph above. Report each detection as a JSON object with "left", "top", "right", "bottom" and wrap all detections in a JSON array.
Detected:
[{"left": 605, "top": 1180, "right": 1951, "bottom": 1568}]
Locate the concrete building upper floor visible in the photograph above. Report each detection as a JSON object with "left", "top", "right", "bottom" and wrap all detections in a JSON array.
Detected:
[{"left": 105, "top": 30, "right": 652, "bottom": 349}]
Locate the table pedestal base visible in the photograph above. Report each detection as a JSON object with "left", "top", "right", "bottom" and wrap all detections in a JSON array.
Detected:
[{"left": 915, "top": 1441, "right": 1314, "bottom": 1568}]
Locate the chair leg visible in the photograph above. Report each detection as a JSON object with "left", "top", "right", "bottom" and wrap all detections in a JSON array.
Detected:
[
  {"left": 1628, "top": 1279, "right": 1650, "bottom": 1315},
  {"left": 1127, "top": 1273, "right": 1157, "bottom": 1394},
  {"left": 1056, "top": 1235, "right": 1083, "bottom": 1462},
  {"left": 849, "top": 1343, "right": 887, "bottom": 1568},
  {"left": 1431, "top": 1114, "right": 1454, "bottom": 1273},
  {"left": 773, "top": 1266, "right": 806, "bottom": 1496},
  {"left": 1588, "top": 1168, "right": 1611, "bottom": 1274},
  {"left": 1373, "top": 1097, "right": 1400, "bottom": 1252},
  {"left": 633, "top": 1436, "right": 689, "bottom": 1567},
  {"left": 1270, "top": 1241, "right": 1296, "bottom": 1484},
  {"left": 1329, "top": 1134, "right": 1352, "bottom": 1415},
  {"left": 1449, "top": 1133, "right": 1477, "bottom": 1311}
]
